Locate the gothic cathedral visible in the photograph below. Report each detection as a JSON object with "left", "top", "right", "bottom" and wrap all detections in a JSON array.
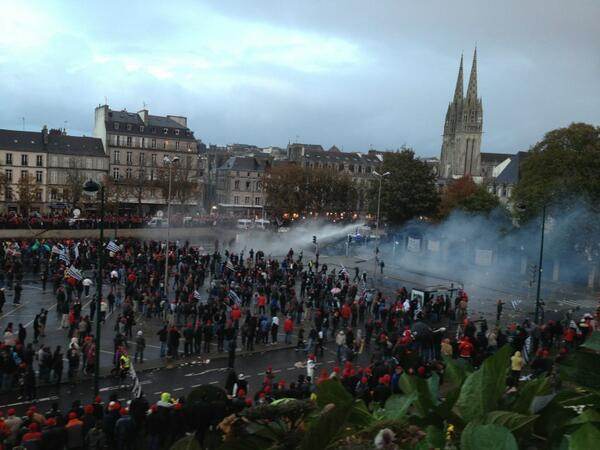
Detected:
[{"left": 439, "top": 48, "right": 483, "bottom": 179}]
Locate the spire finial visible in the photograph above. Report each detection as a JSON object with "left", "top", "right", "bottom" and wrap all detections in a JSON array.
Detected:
[{"left": 467, "top": 47, "right": 478, "bottom": 100}]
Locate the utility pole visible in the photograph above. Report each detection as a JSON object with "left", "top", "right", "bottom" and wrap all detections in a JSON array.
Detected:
[{"left": 534, "top": 204, "right": 546, "bottom": 324}]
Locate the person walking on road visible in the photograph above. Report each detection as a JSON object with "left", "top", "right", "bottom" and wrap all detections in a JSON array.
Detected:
[{"left": 135, "top": 331, "right": 146, "bottom": 364}]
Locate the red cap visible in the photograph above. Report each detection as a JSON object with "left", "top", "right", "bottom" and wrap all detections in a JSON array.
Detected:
[
  {"left": 29, "top": 423, "right": 39, "bottom": 432},
  {"left": 46, "top": 418, "right": 57, "bottom": 426},
  {"left": 7, "top": 409, "right": 15, "bottom": 416},
  {"left": 173, "top": 403, "right": 183, "bottom": 411},
  {"left": 119, "top": 408, "right": 128, "bottom": 416},
  {"left": 94, "top": 396, "right": 102, "bottom": 403},
  {"left": 361, "top": 377, "right": 368, "bottom": 384},
  {"left": 84, "top": 405, "right": 94, "bottom": 414},
  {"left": 417, "top": 366, "right": 426, "bottom": 376},
  {"left": 68, "top": 412, "right": 77, "bottom": 420}
]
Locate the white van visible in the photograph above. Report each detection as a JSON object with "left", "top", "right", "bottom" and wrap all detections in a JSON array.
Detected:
[
  {"left": 254, "top": 219, "right": 270, "bottom": 229},
  {"left": 236, "top": 219, "right": 253, "bottom": 230},
  {"left": 147, "top": 217, "right": 168, "bottom": 228}
]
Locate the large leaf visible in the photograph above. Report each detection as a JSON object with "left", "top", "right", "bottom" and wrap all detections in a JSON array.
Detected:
[
  {"left": 560, "top": 349, "right": 600, "bottom": 390},
  {"left": 398, "top": 373, "right": 439, "bottom": 417},
  {"left": 580, "top": 331, "right": 600, "bottom": 352},
  {"left": 511, "top": 377, "right": 551, "bottom": 414},
  {"left": 315, "top": 379, "right": 352, "bottom": 408},
  {"left": 383, "top": 393, "right": 417, "bottom": 420},
  {"left": 483, "top": 410, "right": 538, "bottom": 433},
  {"left": 566, "top": 408, "right": 600, "bottom": 426},
  {"left": 444, "top": 356, "right": 473, "bottom": 387},
  {"left": 299, "top": 404, "right": 351, "bottom": 450},
  {"left": 460, "top": 423, "right": 518, "bottom": 450},
  {"left": 454, "top": 345, "right": 512, "bottom": 422},
  {"left": 567, "top": 423, "right": 600, "bottom": 450},
  {"left": 170, "top": 435, "right": 202, "bottom": 450}
]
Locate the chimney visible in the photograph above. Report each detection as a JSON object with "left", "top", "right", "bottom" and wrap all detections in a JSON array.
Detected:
[
  {"left": 42, "top": 125, "right": 49, "bottom": 145},
  {"left": 138, "top": 109, "right": 149, "bottom": 125}
]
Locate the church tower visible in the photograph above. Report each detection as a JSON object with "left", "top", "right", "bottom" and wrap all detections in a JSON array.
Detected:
[{"left": 439, "top": 48, "right": 483, "bottom": 179}]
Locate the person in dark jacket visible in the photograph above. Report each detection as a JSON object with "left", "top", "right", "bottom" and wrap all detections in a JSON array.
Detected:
[{"left": 41, "top": 417, "right": 66, "bottom": 450}]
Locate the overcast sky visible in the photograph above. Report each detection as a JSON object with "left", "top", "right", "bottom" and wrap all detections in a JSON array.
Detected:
[{"left": 0, "top": 0, "right": 598, "bottom": 156}]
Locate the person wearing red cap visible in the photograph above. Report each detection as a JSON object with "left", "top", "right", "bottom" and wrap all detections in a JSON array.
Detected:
[
  {"left": 65, "top": 411, "right": 84, "bottom": 450},
  {"left": 21, "top": 422, "right": 42, "bottom": 446},
  {"left": 42, "top": 417, "right": 67, "bottom": 450},
  {"left": 4, "top": 408, "right": 22, "bottom": 445}
]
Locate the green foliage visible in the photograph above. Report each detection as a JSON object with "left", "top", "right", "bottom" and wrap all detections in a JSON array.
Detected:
[
  {"left": 439, "top": 175, "right": 500, "bottom": 219},
  {"left": 170, "top": 435, "right": 202, "bottom": 450},
  {"left": 566, "top": 423, "right": 600, "bottom": 450},
  {"left": 513, "top": 123, "right": 600, "bottom": 216},
  {"left": 368, "top": 148, "right": 440, "bottom": 224},
  {"left": 460, "top": 423, "right": 518, "bottom": 450},
  {"left": 560, "top": 332, "right": 600, "bottom": 390},
  {"left": 510, "top": 376, "right": 552, "bottom": 414},
  {"left": 454, "top": 345, "right": 512, "bottom": 422},
  {"left": 482, "top": 411, "right": 538, "bottom": 433},
  {"left": 398, "top": 372, "right": 439, "bottom": 417},
  {"left": 382, "top": 393, "right": 417, "bottom": 420}
]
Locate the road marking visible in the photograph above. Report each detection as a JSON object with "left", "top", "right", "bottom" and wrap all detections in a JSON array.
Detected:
[
  {"left": 173, "top": 387, "right": 184, "bottom": 392},
  {"left": 0, "top": 396, "right": 59, "bottom": 408},
  {"left": 191, "top": 383, "right": 202, "bottom": 388},
  {"left": 287, "top": 367, "right": 295, "bottom": 371},
  {"left": 0, "top": 303, "right": 27, "bottom": 320},
  {"left": 209, "top": 381, "right": 218, "bottom": 384}
]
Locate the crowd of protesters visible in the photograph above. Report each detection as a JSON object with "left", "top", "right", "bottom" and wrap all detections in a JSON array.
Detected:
[{"left": 0, "top": 236, "right": 598, "bottom": 448}]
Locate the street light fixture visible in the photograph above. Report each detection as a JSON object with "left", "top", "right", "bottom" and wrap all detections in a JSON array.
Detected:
[
  {"left": 516, "top": 202, "right": 547, "bottom": 324},
  {"left": 372, "top": 171, "right": 391, "bottom": 237},
  {"left": 82, "top": 179, "right": 105, "bottom": 396},
  {"left": 163, "top": 156, "right": 179, "bottom": 299}
]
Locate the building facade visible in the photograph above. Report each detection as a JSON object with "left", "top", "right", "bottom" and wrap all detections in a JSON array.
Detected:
[
  {"left": 93, "top": 105, "right": 199, "bottom": 212},
  {"left": 216, "top": 156, "right": 270, "bottom": 216},
  {"left": 439, "top": 49, "right": 483, "bottom": 180},
  {"left": 0, "top": 127, "right": 107, "bottom": 213}
]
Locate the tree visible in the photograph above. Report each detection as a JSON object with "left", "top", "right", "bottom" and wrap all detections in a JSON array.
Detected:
[
  {"left": 64, "top": 167, "right": 85, "bottom": 208},
  {"left": 122, "top": 170, "right": 148, "bottom": 215},
  {"left": 156, "top": 165, "right": 198, "bottom": 207},
  {"left": 368, "top": 149, "right": 439, "bottom": 225},
  {"left": 0, "top": 171, "right": 10, "bottom": 210},
  {"left": 17, "top": 173, "right": 38, "bottom": 215},
  {"left": 102, "top": 175, "right": 129, "bottom": 215},
  {"left": 438, "top": 176, "right": 500, "bottom": 218},
  {"left": 512, "top": 122, "right": 600, "bottom": 219},
  {"left": 265, "top": 164, "right": 358, "bottom": 217}
]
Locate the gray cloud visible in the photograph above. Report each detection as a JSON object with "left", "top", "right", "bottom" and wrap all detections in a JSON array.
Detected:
[{"left": 0, "top": 0, "right": 598, "bottom": 156}]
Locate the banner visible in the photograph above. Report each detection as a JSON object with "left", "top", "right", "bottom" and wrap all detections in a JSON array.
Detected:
[
  {"left": 427, "top": 240, "right": 440, "bottom": 252},
  {"left": 475, "top": 249, "right": 493, "bottom": 266},
  {"left": 407, "top": 237, "right": 421, "bottom": 253},
  {"left": 129, "top": 363, "right": 142, "bottom": 399}
]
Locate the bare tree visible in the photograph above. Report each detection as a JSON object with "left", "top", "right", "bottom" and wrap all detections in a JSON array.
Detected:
[{"left": 17, "top": 173, "right": 37, "bottom": 215}]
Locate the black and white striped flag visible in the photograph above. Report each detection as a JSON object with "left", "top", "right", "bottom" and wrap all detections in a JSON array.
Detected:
[
  {"left": 225, "top": 259, "right": 235, "bottom": 271},
  {"left": 193, "top": 290, "right": 202, "bottom": 300},
  {"left": 67, "top": 265, "right": 83, "bottom": 281},
  {"left": 106, "top": 241, "right": 120, "bottom": 253}
]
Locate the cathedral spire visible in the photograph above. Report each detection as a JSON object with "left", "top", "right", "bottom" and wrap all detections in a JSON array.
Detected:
[
  {"left": 467, "top": 47, "right": 478, "bottom": 100},
  {"left": 453, "top": 54, "right": 464, "bottom": 102}
]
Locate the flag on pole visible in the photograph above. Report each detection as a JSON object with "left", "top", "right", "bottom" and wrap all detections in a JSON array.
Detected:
[
  {"left": 225, "top": 260, "right": 235, "bottom": 271},
  {"left": 73, "top": 242, "right": 80, "bottom": 260},
  {"left": 193, "top": 290, "right": 202, "bottom": 300},
  {"left": 67, "top": 265, "right": 83, "bottom": 281},
  {"left": 106, "top": 241, "right": 120, "bottom": 253},
  {"left": 51, "top": 243, "right": 64, "bottom": 255}
]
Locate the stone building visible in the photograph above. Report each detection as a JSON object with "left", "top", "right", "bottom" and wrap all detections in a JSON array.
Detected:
[
  {"left": 439, "top": 49, "right": 483, "bottom": 180},
  {"left": 93, "top": 105, "right": 199, "bottom": 212},
  {"left": 215, "top": 156, "right": 271, "bottom": 216},
  {"left": 0, "top": 127, "right": 107, "bottom": 213}
]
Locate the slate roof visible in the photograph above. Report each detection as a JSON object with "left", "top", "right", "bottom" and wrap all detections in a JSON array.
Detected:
[
  {"left": 0, "top": 129, "right": 105, "bottom": 157},
  {"left": 106, "top": 109, "right": 195, "bottom": 140},
  {"left": 481, "top": 152, "right": 511, "bottom": 164},
  {"left": 218, "top": 156, "right": 269, "bottom": 172},
  {"left": 495, "top": 151, "right": 529, "bottom": 184}
]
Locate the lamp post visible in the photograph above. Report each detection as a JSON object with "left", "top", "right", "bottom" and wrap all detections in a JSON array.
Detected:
[
  {"left": 163, "top": 156, "right": 179, "bottom": 299},
  {"left": 372, "top": 171, "right": 390, "bottom": 281},
  {"left": 82, "top": 179, "right": 105, "bottom": 395},
  {"left": 517, "top": 203, "right": 547, "bottom": 324},
  {"left": 373, "top": 171, "right": 391, "bottom": 236}
]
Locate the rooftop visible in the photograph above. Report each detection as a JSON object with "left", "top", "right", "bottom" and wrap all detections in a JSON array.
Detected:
[{"left": 0, "top": 129, "right": 105, "bottom": 157}]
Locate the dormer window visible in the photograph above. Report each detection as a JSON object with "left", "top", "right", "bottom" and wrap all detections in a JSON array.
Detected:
[
  {"left": 175, "top": 129, "right": 180, "bottom": 136},
  {"left": 127, "top": 124, "right": 132, "bottom": 131},
  {"left": 114, "top": 122, "right": 120, "bottom": 130},
  {"left": 163, "top": 128, "right": 168, "bottom": 135},
  {"left": 151, "top": 127, "right": 156, "bottom": 133},
  {"left": 140, "top": 126, "right": 145, "bottom": 132}
]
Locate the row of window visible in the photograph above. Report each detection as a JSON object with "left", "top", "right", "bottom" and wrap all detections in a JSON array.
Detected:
[
  {"left": 233, "top": 180, "right": 263, "bottom": 191},
  {"left": 112, "top": 135, "right": 192, "bottom": 151},
  {"left": 232, "top": 196, "right": 261, "bottom": 205},
  {"left": 5, "top": 153, "right": 43, "bottom": 167},
  {"left": 112, "top": 150, "right": 193, "bottom": 167},
  {"left": 304, "top": 161, "right": 373, "bottom": 174},
  {"left": 3, "top": 187, "right": 43, "bottom": 201},
  {"left": 3, "top": 170, "right": 43, "bottom": 183},
  {"left": 113, "top": 122, "right": 191, "bottom": 137}
]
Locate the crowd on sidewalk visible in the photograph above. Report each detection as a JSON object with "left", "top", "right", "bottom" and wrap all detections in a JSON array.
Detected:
[{"left": 0, "top": 237, "right": 599, "bottom": 448}]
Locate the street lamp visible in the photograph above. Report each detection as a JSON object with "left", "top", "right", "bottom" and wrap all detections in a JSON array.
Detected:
[
  {"left": 517, "top": 203, "right": 547, "bottom": 324},
  {"left": 82, "top": 179, "right": 105, "bottom": 396},
  {"left": 163, "top": 156, "right": 179, "bottom": 299},
  {"left": 372, "top": 171, "right": 391, "bottom": 237}
]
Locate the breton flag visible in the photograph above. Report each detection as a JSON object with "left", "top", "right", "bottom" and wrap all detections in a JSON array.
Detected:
[
  {"left": 67, "top": 265, "right": 83, "bottom": 281},
  {"left": 51, "top": 244, "right": 64, "bottom": 255},
  {"left": 193, "top": 290, "right": 202, "bottom": 300},
  {"left": 106, "top": 241, "right": 120, "bottom": 253},
  {"left": 228, "top": 290, "right": 241, "bottom": 305},
  {"left": 73, "top": 242, "right": 80, "bottom": 260},
  {"left": 510, "top": 299, "right": 522, "bottom": 310},
  {"left": 59, "top": 252, "right": 71, "bottom": 266},
  {"left": 225, "top": 259, "right": 235, "bottom": 271},
  {"left": 339, "top": 265, "right": 349, "bottom": 276}
]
